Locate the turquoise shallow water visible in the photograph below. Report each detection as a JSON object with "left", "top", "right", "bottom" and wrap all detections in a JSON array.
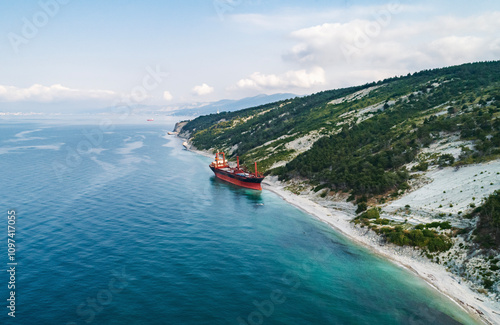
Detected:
[{"left": 0, "top": 123, "right": 479, "bottom": 324}]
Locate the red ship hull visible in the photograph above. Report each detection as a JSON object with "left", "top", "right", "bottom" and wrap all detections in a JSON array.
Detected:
[
  {"left": 210, "top": 166, "right": 264, "bottom": 190},
  {"left": 209, "top": 152, "right": 264, "bottom": 190}
]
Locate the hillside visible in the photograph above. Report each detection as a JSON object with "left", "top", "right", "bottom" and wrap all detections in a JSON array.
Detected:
[
  {"left": 178, "top": 61, "right": 500, "bottom": 302},
  {"left": 182, "top": 62, "right": 499, "bottom": 185}
]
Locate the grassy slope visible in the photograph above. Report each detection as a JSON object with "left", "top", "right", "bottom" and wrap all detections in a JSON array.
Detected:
[{"left": 182, "top": 61, "right": 500, "bottom": 195}]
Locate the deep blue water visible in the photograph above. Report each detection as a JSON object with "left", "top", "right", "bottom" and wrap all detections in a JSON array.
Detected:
[{"left": 0, "top": 123, "right": 479, "bottom": 324}]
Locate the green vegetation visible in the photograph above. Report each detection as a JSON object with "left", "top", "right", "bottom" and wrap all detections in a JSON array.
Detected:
[
  {"left": 181, "top": 61, "right": 500, "bottom": 197},
  {"left": 355, "top": 202, "right": 368, "bottom": 214},
  {"left": 353, "top": 207, "right": 379, "bottom": 226},
  {"left": 360, "top": 208, "right": 380, "bottom": 219},
  {"left": 353, "top": 213, "right": 454, "bottom": 252},
  {"left": 472, "top": 190, "right": 500, "bottom": 249},
  {"left": 377, "top": 226, "right": 453, "bottom": 252},
  {"left": 437, "top": 154, "right": 455, "bottom": 167},
  {"left": 412, "top": 161, "right": 428, "bottom": 171},
  {"left": 280, "top": 62, "right": 500, "bottom": 195},
  {"left": 415, "top": 221, "right": 452, "bottom": 230}
]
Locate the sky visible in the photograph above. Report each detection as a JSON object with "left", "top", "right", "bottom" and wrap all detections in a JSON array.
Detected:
[{"left": 0, "top": 0, "right": 499, "bottom": 113}]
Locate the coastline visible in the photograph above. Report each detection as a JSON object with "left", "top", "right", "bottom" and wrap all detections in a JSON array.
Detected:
[
  {"left": 186, "top": 147, "right": 214, "bottom": 159},
  {"left": 262, "top": 177, "right": 500, "bottom": 325},
  {"left": 178, "top": 137, "right": 499, "bottom": 324}
]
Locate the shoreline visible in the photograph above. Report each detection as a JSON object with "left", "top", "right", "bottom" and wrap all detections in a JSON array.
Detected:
[
  {"left": 178, "top": 137, "right": 499, "bottom": 324},
  {"left": 262, "top": 177, "right": 499, "bottom": 325}
]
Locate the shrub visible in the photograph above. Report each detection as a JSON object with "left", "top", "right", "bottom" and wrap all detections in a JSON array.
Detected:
[
  {"left": 426, "top": 222, "right": 440, "bottom": 228},
  {"left": 356, "top": 202, "right": 368, "bottom": 214},
  {"left": 408, "top": 229, "right": 427, "bottom": 247},
  {"left": 439, "top": 221, "right": 452, "bottom": 230},
  {"left": 438, "top": 154, "right": 455, "bottom": 167},
  {"left": 378, "top": 227, "right": 393, "bottom": 235},
  {"left": 427, "top": 236, "right": 453, "bottom": 252},
  {"left": 360, "top": 208, "right": 380, "bottom": 219},
  {"left": 356, "top": 196, "right": 368, "bottom": 204},
  {"left": 313, "top": 184, "right": 328, "bottom": 192},
  {"left": 423, "top": 229, "right": 435, "bottom": 237},
  {"left": 389, "top": 229, "right": 411, "bottom": 246},
  {"left": 483, "top": 278, "right": 495, "bottom": 290},
  {"left": 473, "top": 191, "right": 500, "bottom": 249},
  {"left": 382, "top": 225, "right": 451, "bottom": 252},
  {"left": 399, "top": 182, "right": 410, "bottom": 191}
]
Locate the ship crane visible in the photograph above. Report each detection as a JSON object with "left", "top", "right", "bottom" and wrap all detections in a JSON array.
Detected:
[{"left": 209, "top": 152, "right": 264, "bottom": 190}]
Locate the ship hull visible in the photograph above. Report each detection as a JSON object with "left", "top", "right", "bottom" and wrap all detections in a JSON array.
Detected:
[{"left": 210, "top": 166, "right": 263, "bottom": 190}]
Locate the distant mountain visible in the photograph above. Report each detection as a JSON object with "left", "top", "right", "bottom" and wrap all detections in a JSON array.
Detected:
[
  {"left": 83, "top": 93, "right": 296, "bottom": 118},
  {"left": 168, "top": 93, "right": 296, "bottom": 117}
]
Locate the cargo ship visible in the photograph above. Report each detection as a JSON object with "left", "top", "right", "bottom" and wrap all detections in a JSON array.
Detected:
[{"left": 209, "top": 152, "right": 264, "bottom": 190}]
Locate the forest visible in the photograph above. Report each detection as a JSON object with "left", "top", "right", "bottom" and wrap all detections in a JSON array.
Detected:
[{"left": 181, "top": 61, "right": 500, "bottom": 197}]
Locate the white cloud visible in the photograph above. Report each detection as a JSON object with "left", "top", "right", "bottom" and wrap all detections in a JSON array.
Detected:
[
  {"left": 284, "top": 19, "right": 433, "bottom": 67},
  {"left": 192, "top": 83, "right": 214, "bottom": 96},
  {"left": 0, "top": 84, "right": 116, "bottom": 102},
  {"left": 236, "top": 66, "right": 326, "bottom": 90},
  {"left": 163, "top": 91, "right": 173, "bottom": 101},
  {"left": 280, "top": 11, "right": 500, "bottom": 86},
  {"left": 426, "top": 36, "right": 488, "bottom": 64}
]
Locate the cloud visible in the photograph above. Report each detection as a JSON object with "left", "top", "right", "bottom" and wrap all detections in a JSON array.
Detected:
[
  {"left": 284, "top": 11, "right": 500, "bottom": 71},
  {"left": 236, "top": 66, "right": 326, "bottom": 90},
  {"left": 192, "top": 83, "right": 214, "bottom": 96},
  {"left": 284, "top": 19, "right": 429, "bottom": 68},
  {"left": 0, "top": 84, "right": 116, "bottom": 102},
  {"left": 163, "top": 91, "right": 173, "bottom": 101},
  {"left": 426, "top": 36, "right": 489, "bottom": 64}
]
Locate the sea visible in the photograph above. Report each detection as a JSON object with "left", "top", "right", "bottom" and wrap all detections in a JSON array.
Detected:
[{"left": 0, "top": 121, "right": 480, "bottom": 325}]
